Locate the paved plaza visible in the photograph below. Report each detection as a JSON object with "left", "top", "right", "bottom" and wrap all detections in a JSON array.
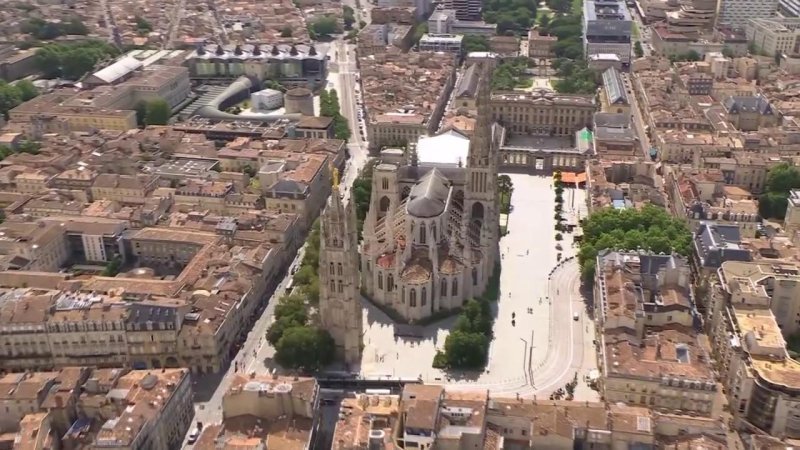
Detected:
[{"left": 359, "top": 173, "right": 598, "bottom": 399}]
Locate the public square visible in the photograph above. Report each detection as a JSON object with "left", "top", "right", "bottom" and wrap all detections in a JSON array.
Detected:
[{"left": 359, "top": 173, "right": 599, "bottom": 400}]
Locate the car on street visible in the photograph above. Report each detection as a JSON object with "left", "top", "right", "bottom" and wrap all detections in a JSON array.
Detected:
[{"left": 573, "top": 312, "right": 580, "bottom": 321}]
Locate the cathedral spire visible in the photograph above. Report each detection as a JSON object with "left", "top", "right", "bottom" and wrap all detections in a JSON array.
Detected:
[{"left": 468, "top": 63, "right": 493, "bottom": 167}]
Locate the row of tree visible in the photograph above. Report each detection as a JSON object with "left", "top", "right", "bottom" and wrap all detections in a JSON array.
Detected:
[
  {"left": 759, "top": 163, "right": 800, "bottom": 220},
  {"left": 577, "top": 205, "right": 692, "bottom": 281},
  {"left": 0, "top": 80, "right": 38, "bottom": 119},
  {"left": 21, "top": 17, "right": 88, "bottom": 40},
  {"left": 351, "top": 160, "right": 376, "bottom": 239},
  {"left": 266, "top": 221, "right": 336, "bottom": 372},
  {"left": 319, "top": 89, "right": 352, "bottom": 141},
  {"left": 35, "top": 40, "right": 119, "bottom": 80}
]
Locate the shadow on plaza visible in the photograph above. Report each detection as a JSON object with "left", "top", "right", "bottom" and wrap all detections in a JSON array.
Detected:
[{"left": 191, "top": 370, "right": 226, "bottom": 403}]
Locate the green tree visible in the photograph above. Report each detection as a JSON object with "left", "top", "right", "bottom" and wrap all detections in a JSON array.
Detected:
[
  {"left": 352, "top": 160, "right": 376, "bottom": 238},
  {"left": 634, "top": 41, "right": 644, "bottom": 58},
  {"left": 14, "top": 80, "right": 38, "bottom": 101},
  {"left": 134, "top": 101, "right": 147, "bottom": 127},
  {"left": 343, "top": 5, "right": 356, "bottom": 29},
  {"left": 766, "top": 163, "right": 800, "bottom": 193},
  {"left": 274, "top": 326, "right": 336, "bottom": 372},
  {"left": 0, "top": 82, "right": 23, "bottom": 119},
  {"left": 577, "top": 205, "right": 692, "bottom": 281},
  {"left": 442, "top": 330, "right": 489, "bottom": 368},
  {"left": 311, "top": 16, "right": 339, "bottom": 36},
  {"left": 35, "top": 41, "right": 118, "bottom": 80},
  {"left": 101, "top": 256, "right": 122, "bottom": 276},
  {"left": 135, "top": 16, "right": 153, "bottom": 33},
  {"left": 144, "top": 98, "right": 170, "bottom": 125},
  {"left": 463, "top": 35, "right": 490, "bottom": 52}
]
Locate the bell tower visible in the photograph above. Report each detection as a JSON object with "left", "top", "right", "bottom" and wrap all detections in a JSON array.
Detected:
[{"left": 318, "top": 169, "right": 362, "bottom": 367}]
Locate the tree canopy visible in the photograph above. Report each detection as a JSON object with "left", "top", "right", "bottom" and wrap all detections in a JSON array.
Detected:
[
  {"left": 483, "top": 0, "right": 538, "bottom": 34},
  {"left": 0, "top": 80, "right": 39, "bottom": 119},
  {"left": 352, "top": 160, "right": 376, "bottom": 239},
  {"left": 343, "top": 5, "right": 356, "bottom": 29},
  {"left": 144, "top": 98, "right": 170, "bottom": 126},
  {"left": 35, "top": 41, "right": 118, "bottom": 80},
  {"left": 311, "top": 16, "right": 339, "bottom": 36},
  {"left": 491, "top": 57, "right": 531, "bottom": 90},
  {"left": 463, "top": 35, "right": 490, "bottom": 53},
  {"left": 552, "top": 59, "right": 597, "bottom": 94},
  {"left": 274, "top": 326, "right": 336, "bottom": 372},
  {"left": 21, "top": 17, "right": 88, "bottom": 40},
  {"left": 758, "top": 163, "right": 800, "bottom": 219},
  {"left": 319, "top": 89, "right": 351, "bottom": 141},
  {"left": 577, "top": 205, "right": 692, "bottom": 281}
]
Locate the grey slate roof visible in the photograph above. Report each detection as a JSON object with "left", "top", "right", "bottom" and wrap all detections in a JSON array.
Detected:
[
  {"left": 455, "top": 64, "right": 480, "bottom": 99},
  {"left": 407, "top": 168, "right": 450, "bottom": 218},
  {"left": 723, "top": 95, "right": 773, "bottom": 115}
]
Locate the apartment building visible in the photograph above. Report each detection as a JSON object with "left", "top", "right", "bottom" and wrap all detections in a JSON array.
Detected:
[
  {"left": 0, "top": 293, "right": 57, "bottom": 372},
  {"left": 173, "top": 180, "right": 235, "bottom": 214},
  {"left": 0, "top": 371, "right": 58, "bottom": 433},
  {"left": 747, "top": 18, "right": 800, "bottom": 56},
  {"left": 586, "top": 159, "right": 665, "bottom": 211},
  {"left": 222, "top": 374, "right": 319, "bottom": 420},
  {"left": 91, "top": 174, "right": 160, "bottom": 205},
  {"left": 722, "top": 95, "right": 778, "bottom": 131},
  {"left": 89, "top": 369, "right": 193, "bottom": 450},
  {"left": 194, "top": 375, "right": 319, "bottom": 448},
  {"left": 490, "top": 89, "right": 596, "bottom": 137},
  {"left": 528, "top": 29, "right": 557, "bottom": 59},
  {"left": 665, "top": 167, "right": 761, "bottom": 238},
  {"left": 259, "top": 153, "right": 331, "bottom": 228},
  {"left": 693, "top": 222, "right": 752, "bottom": 272},
  {"left": 361, "top": 50, "right": 457, "bottom": 150},
  {"left": 46, "top": 295, "right": 129, "bottom": 368},
  {"left": 419, "top": 34, "right": 464, "bottom": 56},
  {"left": 0, "top": 221, "right": 70, "bottom": 272},
  {"left": 719, "top": 0, "right": 779, "bottom": 28},
  {"left": 583, "top": 0, "right": 633, "bottom": 65},
  {"left": 594, "top": 251, "right": 719, "bottom": 416},
  {"left": 711, "top": 261, "right": 800, "bottom": 438},
  {"left": 785, "top": 189, "right": 800, "bottom": 237}
]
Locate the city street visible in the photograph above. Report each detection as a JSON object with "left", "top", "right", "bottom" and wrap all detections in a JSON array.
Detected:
[
  {"left": 184, "top": 31, "right": 372, "bottom": 444},
  {"left": 359, "top": 174, "right": 598, "bottom": 400},
  {"left": 328, "top": 39, "right": 368, "bottom": 200}
]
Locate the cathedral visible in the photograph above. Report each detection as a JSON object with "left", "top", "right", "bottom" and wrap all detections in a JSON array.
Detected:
[
  {"left": 318, "top": 174, "right": 362, "bottom": 366},
  {"left": 359, "top": 64, "right": 501, "bottom": 322}
]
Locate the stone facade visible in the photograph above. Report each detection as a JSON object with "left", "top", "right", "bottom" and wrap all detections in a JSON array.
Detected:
[
  {"left": 359, "top": 64, "right": 501, "bottom": 322},
  {"left": 318, "top": 178, "right": 363, "bottom": 366}
]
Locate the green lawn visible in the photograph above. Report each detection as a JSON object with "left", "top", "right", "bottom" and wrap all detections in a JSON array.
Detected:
[
  {"left": 571, "top": 0, "right": 582, "bottom": 15},
  {"left": 632, "top": 21, "right": 640, "bottom": 39}
]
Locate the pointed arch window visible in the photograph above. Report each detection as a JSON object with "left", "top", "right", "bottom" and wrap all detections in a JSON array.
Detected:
[
  {"left": 441, "top": 278, "right": 447, "bottom": 297},
  {"left": 330, "top": 280, "right": 335, "bottom": 291},
  {"left": 419, "top": 223, "right": 426, "bottom": 245},
  {"left": 337, "top": 280, "right": 343, "bottom": 293},
  {"left": 452, "top": 278, "right": 458, "bottom": 296},
  {"left": 388, "top": 274, "right": 394, "bottom": 292},
  {"left": 472, "top": 268, "right": 478, "bottom": 286},
  {"left": 329, "top": 262, "right": 335, "bottom": 275},
  {"left": 410, "top": 288, "right": 417, "bottom": 307},
  {"left": 378, "top": 272, "right": 384, "bottom": 290},
  {"left": 337, "top": 263, "right": 343, "bottom": 275},
  {"left": 432, "top": 222, "right": 437, "bottom": 241},
  {"left": 382, "top": 178, "right": 389, "bottom": 190},
  {"left": 421, "top": 287, "right": 427, "bottom": 307}
]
